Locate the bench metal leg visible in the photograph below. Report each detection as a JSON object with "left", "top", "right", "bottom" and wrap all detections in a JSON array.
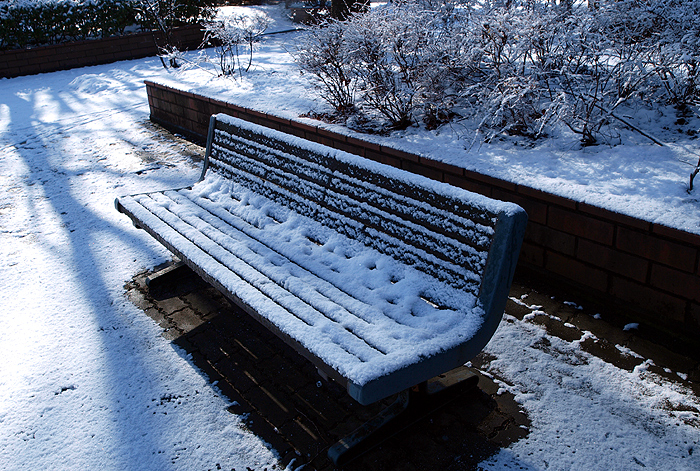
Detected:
[
  {"left": 328, "top": 367, "right": 479, "bottom": 466},
  {"left": 145, "top": 260, "right": 190, "bottom": 288}
]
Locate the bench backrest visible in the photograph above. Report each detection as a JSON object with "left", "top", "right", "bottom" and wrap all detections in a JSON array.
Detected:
[{"left": 202, "top": 114, "right": 527, "bottom": 326}]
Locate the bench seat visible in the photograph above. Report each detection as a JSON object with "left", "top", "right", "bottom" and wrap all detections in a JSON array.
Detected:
[{"left": 117, "top": 114, "right": 527, "bottom": 406}]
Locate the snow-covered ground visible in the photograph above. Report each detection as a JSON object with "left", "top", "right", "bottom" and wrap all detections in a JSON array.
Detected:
[{"left": 0, "top": 4, "right": 698, "bottom": 470}]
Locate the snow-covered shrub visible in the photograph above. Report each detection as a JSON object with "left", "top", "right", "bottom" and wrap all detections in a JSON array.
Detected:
[
  {"left": 347, "top": 1, "right": 467, "bottom": 129},
  {"left": 294, "top": 20, "right": 357, "bottom": 113},
  {"left": 294, "top": 0, "right": 700, "bottom": 144},
  {"left": 202, "top": 12, "right": 270, "bottom": 76},
  {"left": 134, "top": 0, "right": 213, "bottom": 32},
  {"left": 343, "top": 6, "right": 421, "bottom": 129},
  {"left": 203, "top": 12, "right": 270, "bottom": 75},
  {"left": 633, "top": 0, "right": 700, "bottom": 105},
  {"left": 0, "top": 0, "right": 137, "bottom": 50},
  {"left": 475, "top": 75, "right": 553, "bottom": 141},
  {"left": 135, "top": 0, "right": 214, "bottom": 68}
]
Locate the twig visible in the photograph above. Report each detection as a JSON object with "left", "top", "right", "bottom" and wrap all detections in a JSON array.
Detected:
[
  {"left": 690, "top": 154, "right": 700, "bottom": 192},
  {"left": 581, "top": 93, "right": 665, "bottom": 147}
]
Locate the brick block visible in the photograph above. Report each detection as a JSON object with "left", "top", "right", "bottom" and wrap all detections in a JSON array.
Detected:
[
  {"left": 146, "top": 84, "right": 164, "bottom": 101},
  {"left": 690, "top": 303, "right": 700, "bottom": 328},
  {"left": 30, "top": 47, "right": 56, "bottom": 60},
  {"left": 420, "top": 157, "right": 464, "bottom": 177},
  {"left": 443, "top": 173, "right": 492, "bottom": 197},
  {"left": 192, "top": 122, "right": 209, "bottom": 140},
  {"left": 259, "top": 116, "right": 281, "bottom": 131},
  {"left": 194, "top": 97, "right": 215, "bottom": 116},
  {"left": 517, "top": 185, "right": 577, "bottom": 209},
  {"left": 265, "top": 113, "right": 292, "bottom": 128},
  {"left": 464, "top": 170, "right": 517, "bottom": 193},
  {"left": 172, "top": 94, "right": 189, "bottom": 110},
  {"left": 317, "top": 126, "right": 347, "bottom": 143},
  {"left": 652, "top": 223, "right": 700, "bottom": 246},
  {"left": 545, "top": 251, "right": 609, "bottom": 292},
  {"left": 291, "top": 120, "right": 319, "bottom": 137},
  {"left": 0, "top": 66, "right": 20, "bottom": 78},
  {"left": 616, "top": 226, "right": 697, "bottom": 273},
  {"left": 548, "top": 205, "right": 614, "bottom": 245},
  {"left": 518, "top": 241, "right": 545, "bottom": 267},
  {"left": 278, "top": 123, "right": 308, "bottom": 140},
  {"left": 525, "top": 222, "right": 576, "bottom": 257},
  {"left": 183, "top": 107, "right": 207, "bottom": 125},
  {"left": 650, "top": 264, "right": 700, "bottom": 302},
  {"left": 380, "top": 145, "right": 420, "bottom": 163},
  {"left": 347, "top": 135, "right": 381, "bottom": 153},
  {"left": 366, "top": 149, "right": 400, "bottom": 168},
  {"left": 333, "top": 140, "right": 364, "bottom": 156},
  {"left": 493, "top": 188, "right": 547, "bottom": 225},
  {"left": 610, "top": 276, "right": 687, "bottom": 323},
  {"left": 318, "top": 135, "right": 335, "bottom": 148},
  {"left": 577, "top": 239, "right": 649, "bottom": 283},
  {"left": 401, "top": 159, "right": 443, "bottom": 182}
]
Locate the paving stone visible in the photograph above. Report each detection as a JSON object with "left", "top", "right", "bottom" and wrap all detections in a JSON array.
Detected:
[
  {"left": 238, "top": 409, "right": 295, "bottom": 460},
  {"left": 578, "top": 336, "right": 643, "bottom": 371},
  {"left": 245, "top": 381, "right": 298, "bottom": 427},
  {"left": 183, "top": 291, "right": 221, "bottom": 319},
  {"left": 569, "top": 311, "right": 634, "bottom": 347},
  {"left": 213, "top": 357, "right": 260, "bottom": 395},
  {"left": 170, "top": 307, "right": 206, "bottom": 333},
  {"left": 144, "top": 307, "right": 170, "bottom": 329},
  {"left": 278, "top": 418, "right": 327, "bottom": 459},
  {"left": 530, "top": 314, "right": 582, "bottom": 342},
  {"left": 161, "top": 327, "right": 182, "bottom": 341},
  {"left": 187, "top": 331, "right": 226, "bottom": 364},
  {"left": 291, "top": 388, "right": 349, "bottom": 431},
  {"left": 157, "top": 296, "right": 189, "bottom": 315},
  {"left": 125, "top": 286, "right": 154, "bottom": 311},
  {"left": 624, "top": 334, "right": 698, "bottom": 375},
  {"left": 504, "top": 296, "right": 532, "bottom": 320},
  {"left": 257, "top": 355, "right": 312, "bottom": 395}
]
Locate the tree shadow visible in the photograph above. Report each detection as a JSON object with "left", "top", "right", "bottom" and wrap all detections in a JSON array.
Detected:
[{"left": 0, "top": 66, "right": 278, "bottom": 469}]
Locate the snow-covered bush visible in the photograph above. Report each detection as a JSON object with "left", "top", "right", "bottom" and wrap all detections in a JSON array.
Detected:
[
  {"left": 0, "top": 0, "right": 213, "bottom": 51},
  {"left": 294, "top": 0, "right": 700, "bottom": 143},
  {"left": 135, "top": 0, "right": 214, "bottom": 68},
  {"left": 293, "top": 21, "right": 356, "bottom": 112},
  {"left": 296, "top": 1, "right": 466, "bottom": 129},
  {"left": 343, "top": 7, "right": 421, "bottom": 129},
  {"left": 606, "top": 0, "right": 700, "bottom": 106},
  {"left": 202, "top": 12, "right": 270, "bottom": 76},
  {"left": 0, "top": 0, "right": 137, "bottom": 50}
]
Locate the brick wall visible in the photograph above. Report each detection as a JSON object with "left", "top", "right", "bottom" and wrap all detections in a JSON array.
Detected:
[
  {"left": 146, "top": 80, "right": 700, "bottom": 347},
  {"left": 0, "top": 26, "right": 205, "bottom": 79}
]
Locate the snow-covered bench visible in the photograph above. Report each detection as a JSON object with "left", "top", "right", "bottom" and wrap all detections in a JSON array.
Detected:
[{"left": 116, "top": 113, "right": 527, "bottom": 462}]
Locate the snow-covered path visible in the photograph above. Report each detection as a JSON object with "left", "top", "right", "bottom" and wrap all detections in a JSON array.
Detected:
[{"left": 0, "top": 62, "right": 280, "bottom": 470}]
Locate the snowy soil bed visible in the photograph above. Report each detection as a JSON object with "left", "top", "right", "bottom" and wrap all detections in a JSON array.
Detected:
[{"left": 0, "top": 4, "right": 698, "bottom": 470}]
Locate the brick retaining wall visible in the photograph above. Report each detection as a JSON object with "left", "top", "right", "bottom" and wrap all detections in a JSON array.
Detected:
[
  {"left": 145, "top": 80, "right": 700, "bottom": 348},
  {"left": 0, "top": 26, "right": 205, "bottom": 79}
]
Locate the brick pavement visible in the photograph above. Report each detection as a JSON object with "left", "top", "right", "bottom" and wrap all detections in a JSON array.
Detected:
[
  {"left": 125, "top": 262, "right": 532, "bottom": 470},
  {"left": 124, "top": 260, "right": 699, "bottom": 470}
]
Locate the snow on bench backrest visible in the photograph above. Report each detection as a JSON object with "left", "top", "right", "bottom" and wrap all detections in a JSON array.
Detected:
[{"left": 203, "top": 114, "right": 526, "bottom": 307}]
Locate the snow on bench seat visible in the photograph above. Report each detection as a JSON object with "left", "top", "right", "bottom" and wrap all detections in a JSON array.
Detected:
[{"left": 116, "top": 114, "right": 527, "bottom": 405}]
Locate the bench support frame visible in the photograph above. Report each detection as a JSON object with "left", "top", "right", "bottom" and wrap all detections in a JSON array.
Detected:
[{"left": 328, "top": 366, "right": 479, "bottom": 466}]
